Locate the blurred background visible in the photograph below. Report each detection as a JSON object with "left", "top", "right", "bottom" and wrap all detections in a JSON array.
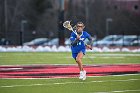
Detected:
[{"left": 0, "top": 0, "right": 140, "bottom": 47}]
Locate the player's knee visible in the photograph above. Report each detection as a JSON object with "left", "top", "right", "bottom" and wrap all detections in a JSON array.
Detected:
[{"left": 76, "top": 57, "right": 81, "bottom": 63}]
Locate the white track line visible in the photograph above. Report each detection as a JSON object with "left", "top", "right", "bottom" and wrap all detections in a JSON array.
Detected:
[
  {"left": 0, "top": 68, "right": 23, "bottom": 70},
  {"left": 0, "top": 78, "right": 140, "bottom": 88},
  {"left": 1, "top": 74, "right": 140, "bottom": 80}
]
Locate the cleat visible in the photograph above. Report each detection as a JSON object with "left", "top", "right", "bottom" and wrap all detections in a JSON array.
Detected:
[
  {"left": 82, "top": 70, "right": 86, "bottom": 80},
  {"left": 79, "top": 71, "right": 83, "bottom": 79}
]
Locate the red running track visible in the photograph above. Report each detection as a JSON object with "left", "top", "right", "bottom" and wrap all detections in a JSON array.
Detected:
[{"left": 0, "top": 64, "right": 140, "bottom": 78}]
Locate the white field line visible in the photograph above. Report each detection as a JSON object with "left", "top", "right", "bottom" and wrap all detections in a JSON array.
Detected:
[
  {"left": 1, "top": 53, "right": 140, "bottom": 57},
  {"left": 0, "top": 78, "right": 140, "bottom": 88},
  {"left": 88, "top": 54, "right": 140, "bottom": 57},
  {"left": 0, "top": 63, "right": 140, "bottom": 67},
  {"left": 84, "top": 56, "right": 124, "bottom": 59},
  {"left": 16, "top": 53, "right": 140, "bottom": 56},
  {"left": 42, "top": 53, "right": 140, "bottom": 58},
  {"left": 93, "top": 89, "right": 140, "bottom": 93},
  {"left": 64, "top": 56, "right": 125, "bottom": 59}
]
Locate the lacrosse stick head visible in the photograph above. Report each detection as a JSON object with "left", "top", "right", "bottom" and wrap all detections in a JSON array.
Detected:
[{"left": 63, "top": 21, "right": 73, "bottom": 31}]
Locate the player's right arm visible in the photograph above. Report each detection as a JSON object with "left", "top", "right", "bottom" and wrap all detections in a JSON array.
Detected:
[{"left": 70, "top": 32, "right": 79, "bottom": 46}]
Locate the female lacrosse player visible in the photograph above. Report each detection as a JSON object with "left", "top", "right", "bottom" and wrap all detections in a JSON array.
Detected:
[{"left": 70, "top": 22, "right": 92, "bottom": 80}]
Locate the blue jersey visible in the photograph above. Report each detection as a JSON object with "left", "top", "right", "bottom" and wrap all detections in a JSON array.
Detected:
[{"left": 70, "top": 31, "right": 91, "bottom": 53}]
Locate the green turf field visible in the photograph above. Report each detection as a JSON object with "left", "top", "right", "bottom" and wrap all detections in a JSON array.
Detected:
[
  {"left": 0, "top": 52, "right": 140, "bottom": 93},
  {"left": 0, "top": 75, "right": 140, "bottom": 93},
  {"left": 0, "top": 52, "right": 140, "bottom": 65}
]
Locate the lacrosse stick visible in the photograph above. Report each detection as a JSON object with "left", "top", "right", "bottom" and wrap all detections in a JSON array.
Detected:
[{"left": 63, "top": 21, "right": 77, "bottom": 35}]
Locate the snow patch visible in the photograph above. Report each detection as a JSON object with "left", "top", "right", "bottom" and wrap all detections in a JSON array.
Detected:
[{"left": 0, "top": 46, "right": 140, "bottom": 52}]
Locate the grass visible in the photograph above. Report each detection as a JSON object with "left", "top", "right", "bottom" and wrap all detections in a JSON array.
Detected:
[
  {"left": 0, "top": 75, "right": 140, "bottom": 93},
  {"left": 0, "top": 52, "right": 140, "bottom": 65},
  {"left": 0, "top": 52, "right": 140, "bottom": 93}
]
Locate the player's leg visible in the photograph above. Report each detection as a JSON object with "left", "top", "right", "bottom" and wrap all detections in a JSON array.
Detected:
[
  {"left": 76, "top": 52, "right": 86, "bottom": 80},
  {"left": 72, "top": 53, "right": 83, "bottom": 71},
  {"left": 76, "top": 52, "right": 84, "bottom": 71}
]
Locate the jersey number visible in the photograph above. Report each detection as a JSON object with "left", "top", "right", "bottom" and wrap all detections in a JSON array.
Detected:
[{"left": 77, "top": 42, "right": 81, "bottom": 45}]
